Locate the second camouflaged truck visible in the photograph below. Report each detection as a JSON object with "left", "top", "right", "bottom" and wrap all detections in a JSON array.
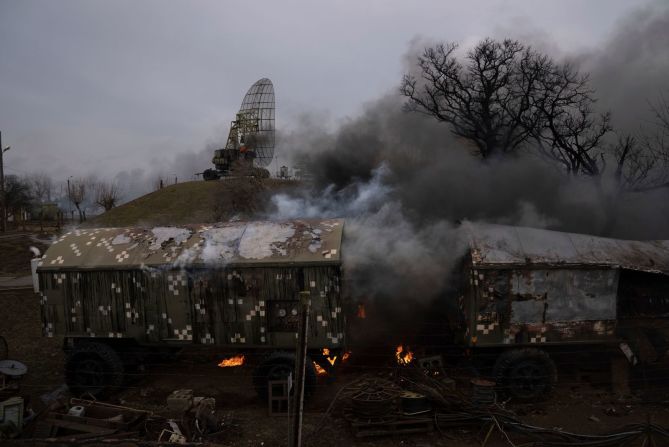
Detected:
[
  {"left": 35, "top": 219, "right": 345, "bottom": 398},
  {"left": 455, "top": 222, "right": 669, "bottom": 399}
]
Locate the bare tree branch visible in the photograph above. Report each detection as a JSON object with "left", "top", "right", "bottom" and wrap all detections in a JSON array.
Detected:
[
  {"left": 401, "top": 38, "right": 552, "bottom": 159},
  {"left": 30, "top": 172, "right": 53, "bottom": 204},
  {"left": 95, "top": 181, "right": 121, "bottom": 212},
  {"left": 531, "top": 62, "right": 612, "bottom": 177},
  {"left": 67, "top": 178, "right": 87, "bottom": 223}
]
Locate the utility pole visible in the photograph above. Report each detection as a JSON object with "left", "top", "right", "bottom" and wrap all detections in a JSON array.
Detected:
[
  {"left": 290, "top": 291, "right": 311, "bottom": 447},
  {"left": 67, "top": 176, "right": 73, "bottom": 223},
  {"left": 0, "top": 131, "right": 10, "bottom": 233}
]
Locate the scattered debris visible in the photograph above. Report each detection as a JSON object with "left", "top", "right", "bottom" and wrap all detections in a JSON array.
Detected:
[
  {"left": 40, "top": 384, "right": 69, "bottom": 408},
  {"left": 0, "top": 359, "right": 27, "bottom": 395},
  {"left": 470, "top": 378, "right": 496, "bottom": 407},
  {"left": 158, "top": 420, "right": 187, "bottom": 444},
  {"left": 399, "top": 391, "right": 431, "bottom": 415},
  {"left": 0, "top": 397, "right": 24, "bottom": 439},
  {"left": 340, "top": 377, "right": 433, "bottom": 438},
  {"left": 167, "top": 389, "right": 194, "bottom": 412},
  {"left": 268, "top": 376, "right": 292, "bottom": 416},
  {"left": 34, "top": 398, "right": 150, "bottom": 441},
  {"left": 192, "top": 397, "right": 218, "bottom": 437}
]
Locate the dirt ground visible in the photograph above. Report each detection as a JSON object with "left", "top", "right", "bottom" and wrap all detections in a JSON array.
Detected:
[
  {"left": 3, "top": 286, "right": 669, "bottom": 446},
  {"left": 2, "top": 233, "right": 669, "bottom": 446}
]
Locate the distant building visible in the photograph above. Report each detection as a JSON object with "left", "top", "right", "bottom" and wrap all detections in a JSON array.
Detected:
[{"left": 292, "top": 155, "right": 313, "bottom": 183}]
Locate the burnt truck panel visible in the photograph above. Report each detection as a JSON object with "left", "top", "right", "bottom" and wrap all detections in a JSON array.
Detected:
[
  {"left": 459, "top": 222, "right": 669, "bottom": 349},
  {"left": 510, "top": 269, "right": 618, "bottom": 323},
  {"left": 37, "top": 219, "right": 345, "bottom": 350},
  {"left": 465, "top": 267, "right": 618, "bottom": 347}
]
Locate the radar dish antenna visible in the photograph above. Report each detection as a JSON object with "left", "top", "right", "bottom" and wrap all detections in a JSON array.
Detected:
[
  {"left": 200, "top": 78, "right": 275, "bottom": 180},
  {"left": 225, "top": 78, "right": 275, "bottom": 167}
]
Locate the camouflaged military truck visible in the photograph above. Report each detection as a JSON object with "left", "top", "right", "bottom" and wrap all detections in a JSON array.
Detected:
[
  {"left": 35, "top": 219, "right": 345, "bottom": 397},
  {"left": 456, "top": 222, "right": 669, "bottom": 400}
]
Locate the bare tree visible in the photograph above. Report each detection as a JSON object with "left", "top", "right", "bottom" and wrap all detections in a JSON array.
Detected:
[
  {"left": 402, "top": 38, "right": 669, "bottom": 237},
  {"left": 67, "top": 178, "right": 87, "bottom": 223},
  {"left": 532, "top": 63, "right": 612, "bottom": 176},
  {"left": 95, "top": 181, "right": 121, "bottom": 212},
  {"left": 613, "top": 98, "right": 669, "bottom": 193},
  {"left": 401, "top": 39, "right": 549, "bottom": 158},
  {"left": 652, "top": 95, "right": 669, "bottom": 135},
  {"left": 30, "top": 172, "right": 53, "bottom": 204},
  {"left": 401, "top": 37, "right": 616, "bottom": 173},
  {"left": 4, "top": 175, "right": 32, "bottom": 225},
  {"left": 647, "top": 95, "right": 669, "bottom": 168}
]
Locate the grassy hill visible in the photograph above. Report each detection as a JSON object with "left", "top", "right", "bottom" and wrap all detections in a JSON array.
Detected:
[{"left": 86, "top": 178, "right": 300, "bottom": 228}]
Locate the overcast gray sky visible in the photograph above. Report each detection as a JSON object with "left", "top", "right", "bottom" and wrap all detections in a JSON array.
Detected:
[{"left": 0, "top": 0, "right": 650, "bottom": 198}]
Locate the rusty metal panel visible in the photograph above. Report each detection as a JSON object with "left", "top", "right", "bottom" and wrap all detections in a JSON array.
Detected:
[
  {"left": 464, "top": 221, "right": 669, "bottom": 275},
  {"left": 510, "top": 269, "right": 618, "bottom": 323},
  {"left": 36, "top": 219, "right": 343, "bottom": 272},
  {"left": 466, "top": 266, "right": 619, "bottom": 347}
]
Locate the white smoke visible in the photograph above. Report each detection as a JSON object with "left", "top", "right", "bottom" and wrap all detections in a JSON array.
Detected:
[{"left": 269, "top": 164, "right": 466, "bottom": 301}]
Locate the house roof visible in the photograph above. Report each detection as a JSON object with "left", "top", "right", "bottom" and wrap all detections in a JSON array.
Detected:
[
  {"left": 462, "top": 221, "right": 669, "bottom": 274},
  {"left": 38, "top": 219, "right": 343, "bottom": 271}
]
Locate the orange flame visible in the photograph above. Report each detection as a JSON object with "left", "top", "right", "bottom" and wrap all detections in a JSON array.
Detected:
[
  {"left": 322, "top": 348, "right": 337, "bottom": 366},
  {"left": 395, "top": 345, "right": 413, "bottom": 365},
  {"left": 357, "top": 303, "right": 366, "bottom": 319},
  {"left": 342, "top": 351, "right": 351, "bottom": 362},
  {"left": 218, "top": 355, "right": 245, "bottom": 367},
  {"left": 313, "top": 361, "right": 327, "bottom": 376}
]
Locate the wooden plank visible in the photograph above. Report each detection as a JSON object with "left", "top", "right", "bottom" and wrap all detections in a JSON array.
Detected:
[
  {"left": 60, "top": 428, "right": 118, "bottom": 440},
  {"left": 45, "top": 418, "right": 113, "bottom": 434},
  {"left": 50, "top": 412, "right": 128, "bottom": 430}
]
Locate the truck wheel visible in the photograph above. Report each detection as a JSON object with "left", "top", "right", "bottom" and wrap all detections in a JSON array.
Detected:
[
  {"left": 65, "top": 342, "right": 124, "bottom": 396},
  {"left": 252, "top": 352, "right": 317, "bottom": 401},
  {"left": 493, "top": 348, "right": 557, "bottom": 401}
]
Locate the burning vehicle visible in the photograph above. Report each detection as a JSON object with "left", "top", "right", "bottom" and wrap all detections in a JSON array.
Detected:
[
  {"left": 34, "top": 218, "right": 669, "bottom": 401},
  {"left": 455, "top": 222, "right": 669, "bottom": 399},
  {"left": 33, "top": 219, "right": 345, "bottom": 398}
]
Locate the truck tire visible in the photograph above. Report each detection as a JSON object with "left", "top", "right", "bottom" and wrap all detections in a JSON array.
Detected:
[
  {"left": 493, "top": 348, "right": 557, "bottom": 401},
  {"left": 252, "top": 352, "right": 317, "bottom": 401},
  {"left": 65, "top": 342, "right": 124, "bottom": 396}
]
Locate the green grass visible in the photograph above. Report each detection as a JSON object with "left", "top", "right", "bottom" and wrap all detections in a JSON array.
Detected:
[{"left": 86, "top": 179, "right": 300, "bottom": 228}]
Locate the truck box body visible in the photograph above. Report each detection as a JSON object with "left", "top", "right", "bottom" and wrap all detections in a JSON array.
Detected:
[
  {"left": 458, "top": 222, "right": 669, "bottom": 352},
  {"left": 36, "top": 219, "right": 345, "bottom": 350}
]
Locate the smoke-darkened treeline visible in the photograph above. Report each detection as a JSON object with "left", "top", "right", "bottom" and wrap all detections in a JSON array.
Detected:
[{"left": 4, "top": 173, "right": 123, "bottom": 224}]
